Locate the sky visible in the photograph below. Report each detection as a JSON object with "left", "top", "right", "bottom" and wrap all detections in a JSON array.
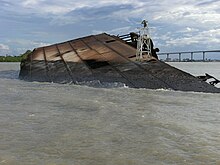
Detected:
[{"left": 1, "top": 0, "right": 220, "bottom": 59}]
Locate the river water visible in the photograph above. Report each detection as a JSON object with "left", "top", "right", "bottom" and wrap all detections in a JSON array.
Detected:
[{"left": 0, "top": 62, "right": 220, "bottom": 165}]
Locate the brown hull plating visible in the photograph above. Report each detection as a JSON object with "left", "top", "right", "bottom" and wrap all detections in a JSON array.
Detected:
[{"left": 19, "top": 33, "right": 220, "bottom": 93}]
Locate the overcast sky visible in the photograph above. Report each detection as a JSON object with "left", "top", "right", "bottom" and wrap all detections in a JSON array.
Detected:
[{"left": 1, "top": 0, "right": 220, "bottom": 57}]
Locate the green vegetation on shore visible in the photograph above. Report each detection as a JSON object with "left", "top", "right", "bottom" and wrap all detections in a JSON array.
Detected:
[{"left": 0, "top": 50, "right": 32, "bottom": 62}]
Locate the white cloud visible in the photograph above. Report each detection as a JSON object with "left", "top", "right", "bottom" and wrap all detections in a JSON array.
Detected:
[
  {"left": 186, "top": 27, "right": 198, "bottom": 32},
  {"left": 1, "top": 0, "right": 220, "bottom": 54},
  {"left": 31, "top": 41, "right": 51, "bottom": 47},
  {"left": 5, "top": 0, "right": 220, "bottom": 29},
  {"left": 92, "top": 26, "right": 133, "bottom": 35},
  {"left": 0, "top": 44, "right": 9, "bottom": 50},
  {"left": 49, "top": 15, "right": 85, "bottom": 25},
  {"left": 22, "top": 0, "right": 39, "bottom": 7},
  {"left": 19, "top": 0, "right": 138, "bottom": 15},
  {"left": 164, "top": 28, "right": 220, "bottom": 47},
  {"left": 5, "top": 39, "right": 51, "bottom": 53},
  {"left": 153, "top": 1, "right": 220, "bottom": 27},
  {"left": 7, "top": 38, "right": 48, "bottom": 46},
  {"left": 0, "top": 44, "right": 10, "bottom": 55}
]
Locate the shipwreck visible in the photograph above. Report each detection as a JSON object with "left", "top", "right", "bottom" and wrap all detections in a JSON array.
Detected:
[{"left": 19, "top": 21, "right": 220, "bottom": 93}]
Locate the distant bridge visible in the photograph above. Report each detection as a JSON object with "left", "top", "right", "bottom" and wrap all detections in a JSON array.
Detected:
[
  {"left": 157, "top": 50, "right": 220, "bottom": 61},
  {"left": 118, "top": 33, "right": 220, "bottom": 61}
]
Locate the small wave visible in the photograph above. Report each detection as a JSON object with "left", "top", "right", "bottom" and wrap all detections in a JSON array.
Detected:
[
  {"left": 77, "top": 80, "right": 128, "bottom": 88},
  {"left": 155, "top": 88, "right": 173, "bottom": 92}
]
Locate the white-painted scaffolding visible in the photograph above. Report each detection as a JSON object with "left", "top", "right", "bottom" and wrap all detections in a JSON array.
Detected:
[{"left": 136, "top": 20, "right": 152, "bottom": 60}]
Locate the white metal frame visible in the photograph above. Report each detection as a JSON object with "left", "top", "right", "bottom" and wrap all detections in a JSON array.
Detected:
[{"left": 136, "top": 20, "right": 151, "bottom": 60}]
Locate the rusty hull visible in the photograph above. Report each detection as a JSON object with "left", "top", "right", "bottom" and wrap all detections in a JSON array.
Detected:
[{"left": 19, "top": 33, "right": 220, "bottom": 93}]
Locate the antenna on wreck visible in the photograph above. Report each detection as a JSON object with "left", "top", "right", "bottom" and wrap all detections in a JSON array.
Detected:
[{"left": 136, "top": 20, "right": 152, "bottom": 60}]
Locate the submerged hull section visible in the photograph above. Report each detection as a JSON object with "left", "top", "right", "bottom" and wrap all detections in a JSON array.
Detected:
[{"left": 19, "top": 33, "right": 220, "bottom": 93}]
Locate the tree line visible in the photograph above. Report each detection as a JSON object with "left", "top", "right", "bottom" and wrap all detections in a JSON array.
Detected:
[{"left": 0, "top": 50, "right": 32, "bottom": 62}]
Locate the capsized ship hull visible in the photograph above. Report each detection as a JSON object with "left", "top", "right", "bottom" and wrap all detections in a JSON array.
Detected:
[{"left": 19, "top": 33, "right": 220, "bottom": 93}]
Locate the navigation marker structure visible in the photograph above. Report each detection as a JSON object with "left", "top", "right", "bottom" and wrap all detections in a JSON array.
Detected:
[{"left": 136, "top": 20, "right": 152, "bottom": 60}]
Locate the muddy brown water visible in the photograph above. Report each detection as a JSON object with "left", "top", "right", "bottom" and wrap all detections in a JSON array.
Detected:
[{"left": 0, "top": 62, "right": 220, "bottom": 165}]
